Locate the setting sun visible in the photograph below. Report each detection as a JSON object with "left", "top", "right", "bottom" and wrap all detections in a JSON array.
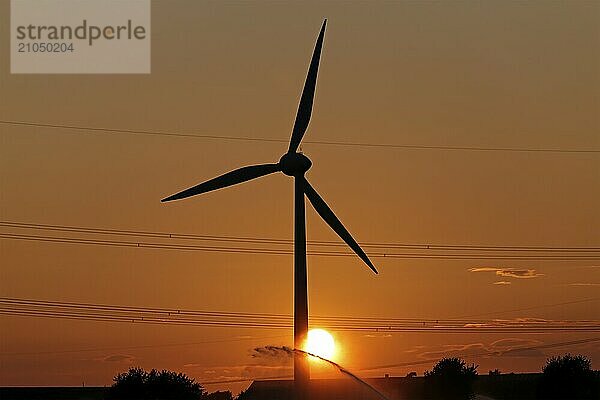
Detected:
[{"left": 305, "top": 328, "right": 336, "bottom": 360}]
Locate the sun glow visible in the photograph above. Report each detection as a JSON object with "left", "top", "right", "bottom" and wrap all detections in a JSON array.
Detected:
[{"left": 305, "top": 328, "right": 336, "bottom": 360}]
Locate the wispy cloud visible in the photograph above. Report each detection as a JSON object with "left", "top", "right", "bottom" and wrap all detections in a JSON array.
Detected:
[
  {"left": 488, "top": 338, "right": 545, "bottom": 357},
  {"left": 418, "top": 343, "right": 487, "bottom": 360},
  {"left": 469, "top": 267, "right": 498, "bottom": 272},
  {"left": 469, "top": 267, "right": 544, "bottom": 279},
  {"left": 99, "top": 354, "right": 135, "bottom": 363},
  {"left": 464, "top": 317, "right": 593, "bottom": 331},
  {"left": 363, "top": 334, "right": 393, "bottom": 338},
  {"left": 498, "top": 269, "right": 543, "bottom": 278},
  {"left": 185, "top": 345, "right": 296, "bottom": 383},
  {"left": 414, "top": 338, "right": 545, "bottom": 360},
  {"left": 565, "top": 283, "right": 600, "bottom": 287},
  {"left": 183, "top": 363, "right": 292, "bottom": 383},
  {"left": 493, "top": 281, "right": 512, "bottom": 285}
]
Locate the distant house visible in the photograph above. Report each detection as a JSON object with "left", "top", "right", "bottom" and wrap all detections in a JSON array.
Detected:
[
  {"left": 241, "top": 373, "right": 547, "bottom": 400},
  {"left": 241, "top": 376, "right": 423, "bottom": 400}
]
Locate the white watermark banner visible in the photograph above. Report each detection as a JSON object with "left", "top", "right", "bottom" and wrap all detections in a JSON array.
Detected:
[{"left": 11, "top": 0, "right": 151, "bottom": 74}]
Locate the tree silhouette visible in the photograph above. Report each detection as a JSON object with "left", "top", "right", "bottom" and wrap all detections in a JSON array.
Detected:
[
  {"left": 424, "top": 357, "right": 478, "bottom": 400},
  {"left": 108, "top": 367, "right": 205, "bottom": 400},
  {"left": 538, "top": 354, "right": 599, "bottom": 400}
]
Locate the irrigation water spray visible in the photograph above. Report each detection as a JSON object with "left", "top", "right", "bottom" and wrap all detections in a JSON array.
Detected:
[{"left": 263, "top": 346, "right": 391, "bottom": 400}]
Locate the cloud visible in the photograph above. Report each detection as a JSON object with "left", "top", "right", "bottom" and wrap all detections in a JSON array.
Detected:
[
  {"left": 101, "top": 354, "right": 135, "bottom": 363},
  {"left": 500, "top": 317, "right": 549, "bottom": 323},
  {"left": 193, "top": 345, "right": 297, "bottom": 383},
  {"left": 498, "top": 269, "right": 543, "bottom": 278},
  {"left": 413, "top": 338, "right": 546, "bottom": 360},
  {"left": 469, "top": 267, "right": 499, "bottom": 272},
  {"left": 461, "top": 317, "right": 552, "bottom": 329},
  {"left": 489, "top": 338, "right": 545, "bottom": 357},
  {"left": 363, "top": 334, "right": 393, "bottom": 338},
  {"left": 404, "top": 345, "right": 427, "bottom": 354},
  {"left": 469, "top": 267, "right": 543, "bottom": 279},
  {"left": 498, "top": 347, "right": 545, "bottom": 357},
  {"left": 490, "top": 338, "right": 540, "bottom": 349},
  {"left": 493, "top": 281, "right": 512, "bottom": 285},
  {"left": 418, "top": 343, "right": 487, "bottom": 360},
  {"left": 565, "top": 283, "right": 600, "bottom": 287},
  {"left": 184, "top": 364, "right": 292, "bottom": 384}
]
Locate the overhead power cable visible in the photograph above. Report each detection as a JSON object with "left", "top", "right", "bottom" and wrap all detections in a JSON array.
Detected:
[
  {"left": 1, "top": 120, "right": 598, "bottom": 154},
  {"left": 2, "top": 298, "right": 599, "bottom": 333},
  {"left": 1, "top": 233, "right": 598, "bottom": 261},
  {"left": 3, "top": 309, "right": 596, "bottom": 333},
  {"left": 2, "top": 221, "right": 598, "bottom": 253},
  {"left": 2, "top": 297, "right": 598, "bottom": 325}
]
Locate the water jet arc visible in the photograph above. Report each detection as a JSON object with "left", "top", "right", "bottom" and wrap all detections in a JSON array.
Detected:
[{"left": 293, "top": 348, "right": 391, "bottom": 400}]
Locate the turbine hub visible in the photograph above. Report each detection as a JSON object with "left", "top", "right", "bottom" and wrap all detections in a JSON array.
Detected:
[{"left": 279, "top": 153, "right": 312, "bottom": 176}]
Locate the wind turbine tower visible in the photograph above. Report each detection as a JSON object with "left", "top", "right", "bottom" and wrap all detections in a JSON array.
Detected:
[{"left": 162, "top": 19, "right": 378, "bottom": 397}]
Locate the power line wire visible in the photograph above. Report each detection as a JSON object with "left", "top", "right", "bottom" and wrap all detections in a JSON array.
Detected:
[
  {"left": 3, "top": 221, "right": 598, "bottom": 252},
  {"left": 2, "top": 298, "right": 598, "bottom": 333},
  {"left": 2, "top": 233, "right": 597, "bottom": 260},
  {"left": 4, "top": 309, "right": 595, "bottom": 333},
  {"left": 1, "top": 120, "right": 598, "bottom": 154},
  {"left": 3, "top": 297, "right": 598, "bottom": 325}
]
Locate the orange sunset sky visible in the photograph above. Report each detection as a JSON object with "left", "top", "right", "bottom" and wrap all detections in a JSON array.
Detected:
[{"left": 0, "top": 0, "right": 599, "bottom": 395}]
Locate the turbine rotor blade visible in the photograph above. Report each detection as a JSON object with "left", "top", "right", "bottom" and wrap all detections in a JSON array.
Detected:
[
  {"left": 161, "top": 163, "right": 281, "bottom": 202},
  {"left": 288, "top": 19, "right": 327, "bottom": 154},
  {"left": 302, "top": 178, "right": 378, "bottom": 274}
]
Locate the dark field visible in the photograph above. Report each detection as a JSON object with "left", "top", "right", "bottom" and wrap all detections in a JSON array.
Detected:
[
  {"left": 0, "top": 387, "right": 106, "bottom": 400},
  {"left": 2, "top": 372, "right": 599, "bottom": 400},
  {"left": 0, "top": 374, "right": 555, "bottom": 400}
]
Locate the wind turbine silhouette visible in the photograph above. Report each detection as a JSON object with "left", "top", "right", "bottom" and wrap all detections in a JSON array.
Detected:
[{"left": 161, "top": 19, "right": 377, "bottom": 394}]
